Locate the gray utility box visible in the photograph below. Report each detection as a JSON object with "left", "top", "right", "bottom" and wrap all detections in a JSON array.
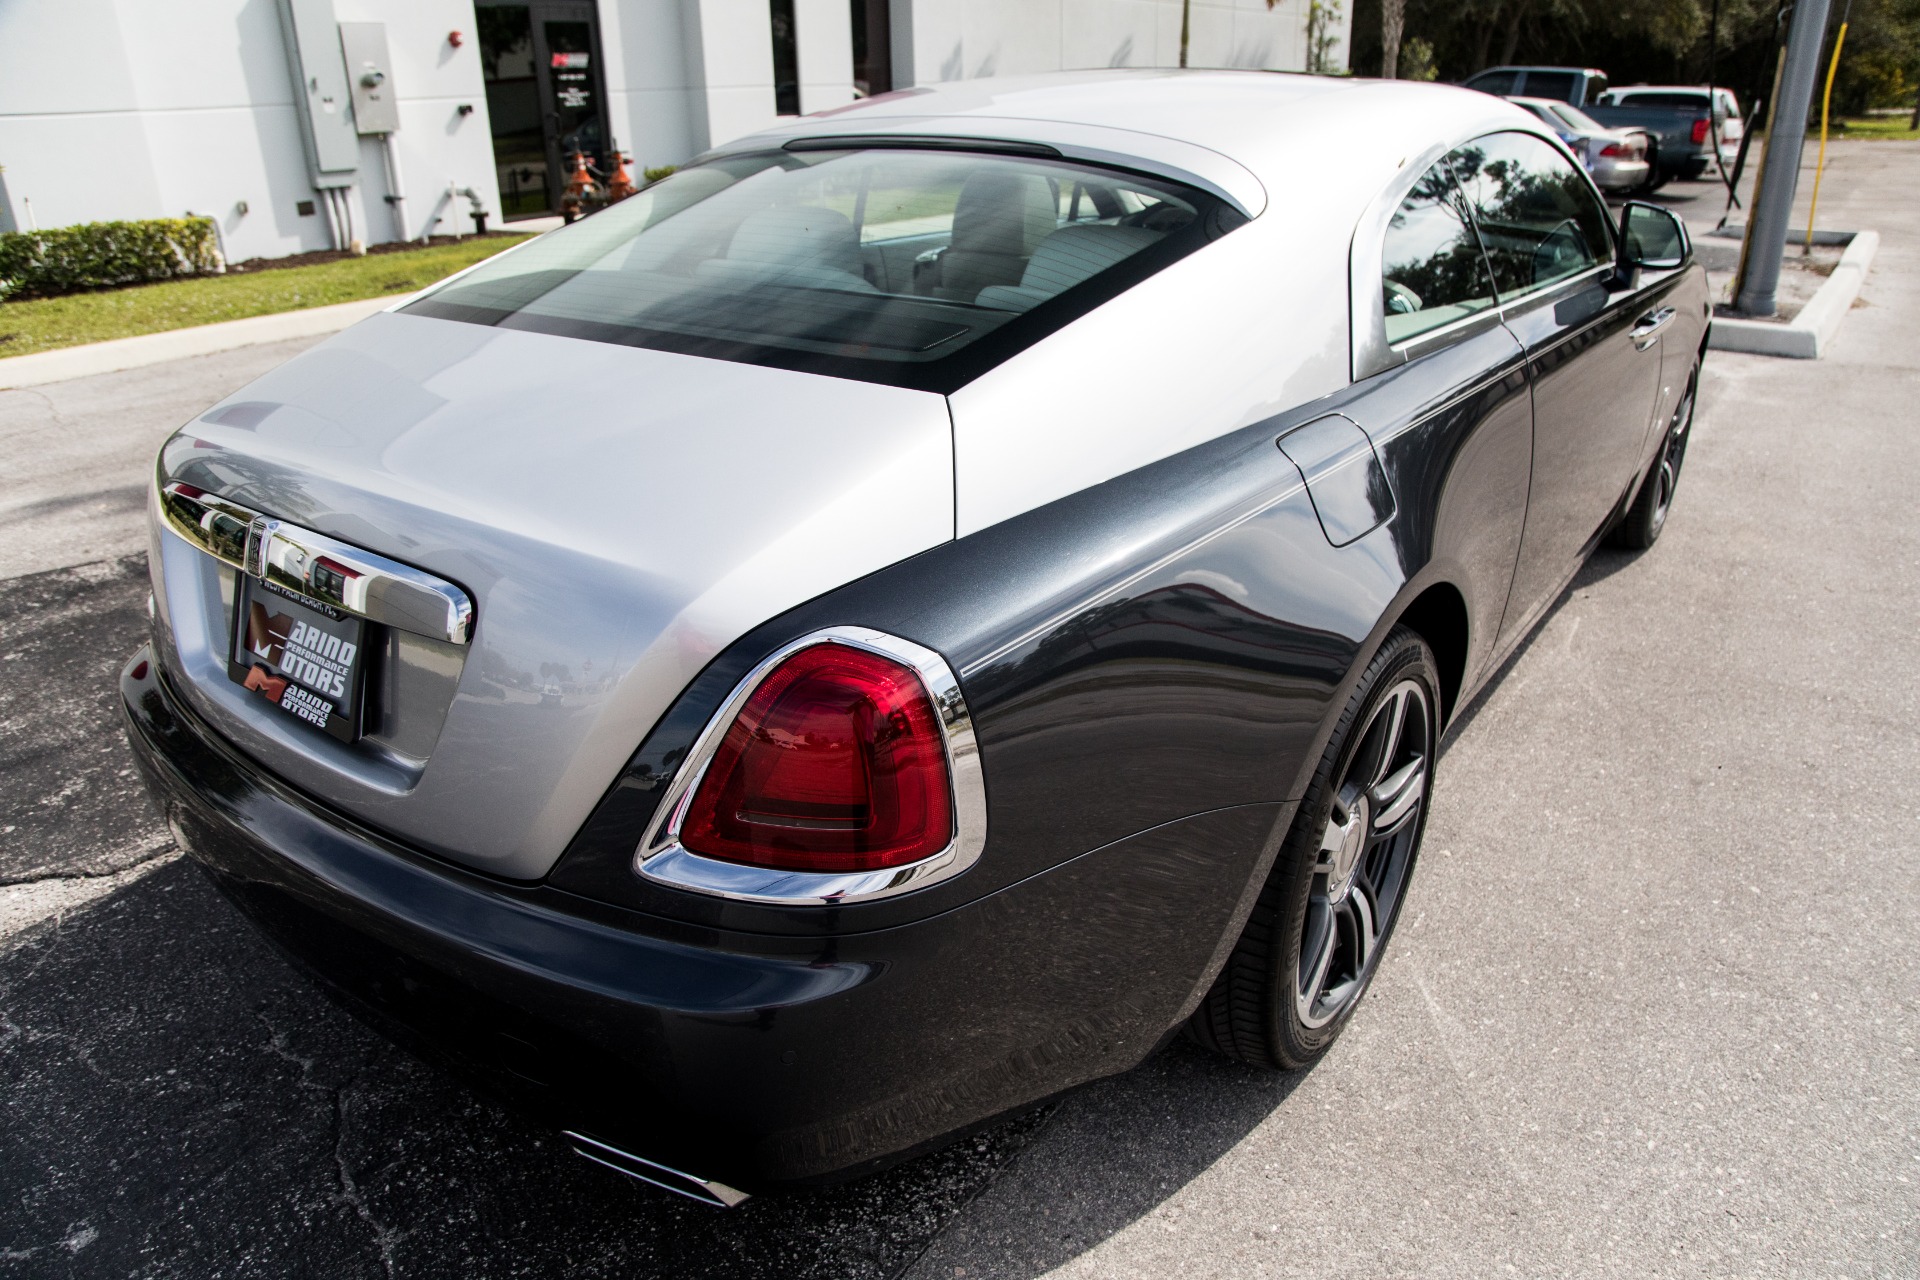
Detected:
[
  {"left": 276, "top": 0, "right": 358, "bottom": 186},
  {"left": 339, "top": 22, "right": 400, "bottom": 136}
]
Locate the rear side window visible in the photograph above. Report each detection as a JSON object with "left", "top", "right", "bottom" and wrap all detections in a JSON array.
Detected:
[
  {"left": 1451, "top": 132, "right": 1612, "bottom": 298},
  {"left": 1612, "top": 91, "right": 1707, "bottom": 110},
  {"left": 1523, "top": 71, "right": 1577, "bottom": 103},
  {"left": 1380, "top": 158, "right": 1498, "bottom": 344},
  {"left": 1466, "top": 70, "right": 1518, "bottom": 95},
  {"left": 404, "top": 147, "right": 1240, "bottom": 393}
]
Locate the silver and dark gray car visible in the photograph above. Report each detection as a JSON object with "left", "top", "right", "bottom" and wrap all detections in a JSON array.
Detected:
[
  {"left": 1509, "top": 95, "right": 1653, "bottom": 193},
  {"left": 124, "top": 71, "right": 1708, "bottom": 1203}
]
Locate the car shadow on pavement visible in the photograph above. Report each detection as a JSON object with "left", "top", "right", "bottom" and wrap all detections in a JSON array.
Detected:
[
  {"left": 0, "top": 855, "right": 1309, "bottom": 1280},
  {"left": 1439, "top": 545, "right": 1645, "bottom": 752}
]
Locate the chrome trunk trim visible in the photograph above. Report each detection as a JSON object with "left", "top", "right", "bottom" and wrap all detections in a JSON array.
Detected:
[
  {"left": 633, "top": 626, "right": 987, "bottom": 906},
  {"left": 158, "top": 481, "right": 474, "bottom": 645}
]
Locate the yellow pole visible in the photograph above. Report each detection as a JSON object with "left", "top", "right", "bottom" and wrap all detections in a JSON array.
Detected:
[{"left": 1804, "top": 21, "right": 1848, "bottom": 252}]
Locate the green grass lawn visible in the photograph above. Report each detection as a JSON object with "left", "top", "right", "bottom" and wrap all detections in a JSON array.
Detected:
[
  {"left": 0, "top": 235, "right": 529, "bottom": 358},
  {"left": 1837, "top": 115, "right": 1920, "bottom": 140}
]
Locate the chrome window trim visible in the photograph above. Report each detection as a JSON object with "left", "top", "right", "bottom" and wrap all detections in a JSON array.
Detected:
[
  {"left": 1350, "top": 138, "right": 1455, "bottom": 382},
  {"left": 633, "top": 626, "right": 987, "bottom": 906},
  {"left": 158, "top": 480, "right": 475, "bottom": 645},
  {"left": 1351, "top": 125, "right": 1619, "bottom": 382},
  {"left": 1494, "top": 261, "right": 1617, "bottom": 323}
]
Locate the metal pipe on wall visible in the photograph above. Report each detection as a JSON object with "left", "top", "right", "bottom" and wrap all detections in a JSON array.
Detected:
[
  {"left": 380, "top": 134, "right": 408, "bottom": 242},
  {"left": 317, "top": 187, "right": 344, "bottom": 250}
]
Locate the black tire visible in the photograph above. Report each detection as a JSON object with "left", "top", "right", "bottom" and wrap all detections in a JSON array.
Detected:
[
  {"left": 1188, "top": 627, "right": 1440, "bottom": 1070},
  {"left": 1607, "top": 364, "right": 1697, "bottom": 551}
]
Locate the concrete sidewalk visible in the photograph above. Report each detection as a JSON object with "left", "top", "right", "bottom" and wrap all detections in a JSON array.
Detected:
[{"left": 0, "top": 294, "right": 404, "bottom": 391}]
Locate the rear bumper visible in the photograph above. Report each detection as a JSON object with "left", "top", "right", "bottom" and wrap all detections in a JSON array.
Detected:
[
  {"left": 1590, "top": 157, "right": 1650, "bottom": 191},
  {"left": 121, "top": 645, "right": 1285, "bottom": 1190}
]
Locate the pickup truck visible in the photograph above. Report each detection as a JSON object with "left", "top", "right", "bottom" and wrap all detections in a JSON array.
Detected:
[{"left": 1461, "top": 66, "right": 1732, "bottom": 190}]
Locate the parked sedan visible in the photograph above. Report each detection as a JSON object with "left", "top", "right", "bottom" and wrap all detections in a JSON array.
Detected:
[
  {"left": 124, "top": 71, "right": 1708, "bottom": 1203},
  {"left": 1509, "top": 96, "right": 1652, "bottom": 193}
]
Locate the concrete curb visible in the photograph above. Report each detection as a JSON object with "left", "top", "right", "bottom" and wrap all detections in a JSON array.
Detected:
[
  {"left": 1708, "top": 229, "right": 1879, "bottom": 359},
  {"left": 0, "top": 293, "right": 411, "bottom": 390}
]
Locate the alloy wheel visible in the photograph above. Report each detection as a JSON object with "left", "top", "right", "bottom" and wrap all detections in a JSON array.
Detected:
[
  {"left": 1295, "top": 678, "right": 1432, "bottom": 1029},
  {"left": 1650, "top": 379, "right": 1696, "bottom": 532}
]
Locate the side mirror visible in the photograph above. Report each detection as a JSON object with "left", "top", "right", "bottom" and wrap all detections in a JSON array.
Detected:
[{"left": 1617, "top": 201, "right": 1690, "bottom": 275}]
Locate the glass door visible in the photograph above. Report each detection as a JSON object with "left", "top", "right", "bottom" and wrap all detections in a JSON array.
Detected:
[{"left": 476, "top": 0, "right": 610, "bottom": 220}]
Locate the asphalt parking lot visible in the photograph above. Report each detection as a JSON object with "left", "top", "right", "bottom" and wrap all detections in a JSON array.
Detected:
[{"left": 4, "top": 144, "right": 1917, "bottom": 1277}]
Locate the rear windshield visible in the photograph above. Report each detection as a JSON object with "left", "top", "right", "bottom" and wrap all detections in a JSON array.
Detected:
[
  {"left": 1523, "top": 71, "right": 1578, "bottom": 102},
  {"left": 1610, "top": 91, "right": 1709, "bottom": 110},
  {"left": 405, "top": 147, "right": 1242, "bottom": 393},
  {"left": 1550, "top": 104, "right": 1605, "bottom": 132}
]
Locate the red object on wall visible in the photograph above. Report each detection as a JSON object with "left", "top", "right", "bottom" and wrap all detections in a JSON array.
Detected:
[{"left": 447, "top": 30, "right": 464, "bottom": 48}]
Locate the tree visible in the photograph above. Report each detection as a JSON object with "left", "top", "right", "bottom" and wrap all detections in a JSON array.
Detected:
[
  {"left": 1382, "top": 0, "right": 1407, "bottom": 75},
  {"left": 1308, "top": 0, "right": 1347, "bottom": 71}
]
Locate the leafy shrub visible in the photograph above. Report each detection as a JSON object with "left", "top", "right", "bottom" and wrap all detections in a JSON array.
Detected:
[
  {"left": 0, "top": 217, "right": 221, "bottom": 302},
  {"left": 642, "top": 165, "right": 678, "bottom": 185}
]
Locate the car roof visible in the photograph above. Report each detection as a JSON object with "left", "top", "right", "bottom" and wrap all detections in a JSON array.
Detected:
[
  {"left": 1471, "top": 65, "right": 1607, "bottom": 76},
  {"left": 712, "top": 69, "right": 1545, "bottom": 221}
]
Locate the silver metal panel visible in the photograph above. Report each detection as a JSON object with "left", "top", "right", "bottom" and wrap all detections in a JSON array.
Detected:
[
  {"left": 276, "top": 0, "right": 359, "bottom": 183},
  {"left": 338, "top": 22, "right": 400, "bottom": 137},
  {"left": 633, "top": 627, "right": 987, "bottom": 906},
  {"left": 154, "top": 311, "right": 955, "bottom": 880}
]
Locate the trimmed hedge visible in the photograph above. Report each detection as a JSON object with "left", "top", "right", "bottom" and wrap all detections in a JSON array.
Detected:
[{"left": 0, "top": 217, "right": 221, "bottom": 302}]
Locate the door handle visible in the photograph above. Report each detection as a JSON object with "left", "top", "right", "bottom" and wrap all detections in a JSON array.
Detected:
[{"left": 1630, "top": 306, "right": 1676, "bottom": 348}]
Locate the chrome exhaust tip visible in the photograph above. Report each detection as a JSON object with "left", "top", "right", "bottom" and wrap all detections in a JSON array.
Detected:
[{"left": 562, "top": 1131, "right": 750, "bottom": 1208}]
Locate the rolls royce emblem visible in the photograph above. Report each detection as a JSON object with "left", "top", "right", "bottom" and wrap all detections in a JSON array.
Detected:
[{"left": 245, "top": 515, "right": 271, "bottom": 579}]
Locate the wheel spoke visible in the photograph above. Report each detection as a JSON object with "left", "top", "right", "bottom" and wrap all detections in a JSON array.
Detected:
[
  {"left": 1371, "top": 688, "right": 1409, "bottom": 787},
  {"left": 1296, "top": 904, "right": 1337, "bottom": 1022},
  {"left": 1347, "top": 875, "right": 1379, "bottom": 972},
  {"left": 1370, "top": 756, "right": 1425, "bottom": 833}
]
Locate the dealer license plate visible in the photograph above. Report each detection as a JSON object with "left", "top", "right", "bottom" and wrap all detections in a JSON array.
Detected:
[{"left": 228, "top": 572, "right": 367, "bottom": 743}]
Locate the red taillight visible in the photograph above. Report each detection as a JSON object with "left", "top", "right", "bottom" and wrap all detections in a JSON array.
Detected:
[
  {"left": 1600, "top": 142, "right": 1624, "bottom": 158},
  {"left": 678, "top": 643, "right": 953, "bottom": 873},
  {"left": 1691, "top": 118, "right": 1711, "bottom": 144}
]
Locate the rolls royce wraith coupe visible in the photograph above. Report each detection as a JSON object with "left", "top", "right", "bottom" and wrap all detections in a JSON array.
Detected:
[{"left": 123, "top": 70, "right": 1707, "bottom": 1205}]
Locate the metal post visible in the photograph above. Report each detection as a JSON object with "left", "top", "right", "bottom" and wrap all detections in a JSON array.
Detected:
[{"left": 1735, "top": 0, "right": 1835, "bottom": 315}]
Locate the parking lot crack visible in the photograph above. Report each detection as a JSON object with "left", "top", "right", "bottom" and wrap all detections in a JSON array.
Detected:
[
  {"left": 0, "top": 843, "right": 178, "bottom": 889},
  {"left": 257, "top": 1013, "right": 405, "bottom": 1277}
]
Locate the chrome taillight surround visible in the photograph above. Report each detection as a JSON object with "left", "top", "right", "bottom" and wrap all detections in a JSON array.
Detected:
[{"left": 633, "top": 626, "right": 987, "bottom": 906}]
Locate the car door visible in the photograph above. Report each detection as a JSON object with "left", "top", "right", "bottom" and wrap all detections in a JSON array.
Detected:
[
  {"left": 1453, "top": 131, "right": 1662, "bottom": 645},
  {"left": 1341, "top": 152, "right": 1535, "bottom": 692}
]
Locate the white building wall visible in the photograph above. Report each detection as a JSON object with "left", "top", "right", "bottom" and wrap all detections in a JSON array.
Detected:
[
  {"left": 0, "top": 0, "right": 495, "bottom": 259},
  {"left": 597, "top": 0, "right": 705, "bottom": 174},
  {"left": 0, "top": 0, "right": 1345, "bottom": 255},
  {"left": 794, "top": 0, "right": 857, "bottom": 115},
  {"left": 895, "top": 0, "right": 1348, "bottom": 85},
  {"left": 682, "top": 0, "right": 782, "bottom": 151}
]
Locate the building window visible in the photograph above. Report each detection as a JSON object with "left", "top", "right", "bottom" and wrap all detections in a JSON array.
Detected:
[
  {"left": 850, "top": 0, "right": 891, "bottom": 98},
  {"left": 770, "top": 0, "right": 800, "bottom": 116}
]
